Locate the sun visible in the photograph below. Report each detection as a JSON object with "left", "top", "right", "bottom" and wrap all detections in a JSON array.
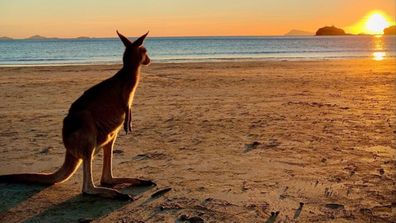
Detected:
[{"left": 364, "top": 12, "right": 390, "bottom": 34}]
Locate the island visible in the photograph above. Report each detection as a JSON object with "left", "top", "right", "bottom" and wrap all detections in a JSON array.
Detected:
[
  {"left": 0, "top": 36, "right": 13, "bottom": 41},
  {"left": 315, "top": 26, "right": 346, "bottom": 36},
  {"left": 284, "top": 29, "right": 313, "bottom": 36},
  {"left": 383, "top": 25, "right": 396, "bottom": 35}
]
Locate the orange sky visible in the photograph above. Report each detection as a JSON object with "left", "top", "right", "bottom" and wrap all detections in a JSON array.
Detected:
[{"left": 0, "top": 0, "right": 395, "bottom": 38}]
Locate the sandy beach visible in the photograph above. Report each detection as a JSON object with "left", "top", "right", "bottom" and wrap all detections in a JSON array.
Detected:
[{"left": 0, "top": 59, "right": 395, "bottom": 222}]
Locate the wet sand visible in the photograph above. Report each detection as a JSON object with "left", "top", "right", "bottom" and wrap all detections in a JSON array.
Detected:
[{"left": 0, "top": 59, "right": 395, "bottom": 222}]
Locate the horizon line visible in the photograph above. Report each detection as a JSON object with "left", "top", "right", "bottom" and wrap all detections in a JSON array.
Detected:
[{"left": 2, "top": 33, "right": 389, "bottom": 40}]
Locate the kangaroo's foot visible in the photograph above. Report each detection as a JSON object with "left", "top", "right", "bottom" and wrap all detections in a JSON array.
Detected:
[
  {"left": 100, "top": 177, "right": 156, "bottom": 187},
  {"left": 80, "top": 147, "right": 135, "bottom": 201},
  {"left": 83, "top": 186, "right": 134, "bottom": 201}
]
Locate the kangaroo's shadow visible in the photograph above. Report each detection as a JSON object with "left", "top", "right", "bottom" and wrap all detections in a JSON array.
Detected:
[
  {"left": 0, "top": 183, "right": 48, "bottom": 213},
  {"left": 23, "top": 184, "right": 154, "bottom": 223},
  {"left": 1, "top": 183, "right": 154, "bottom": 223}
]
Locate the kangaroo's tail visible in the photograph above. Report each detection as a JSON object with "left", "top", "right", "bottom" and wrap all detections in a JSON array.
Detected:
[{"left": 0, "top": 151, "right": 81, "bottom": 185}]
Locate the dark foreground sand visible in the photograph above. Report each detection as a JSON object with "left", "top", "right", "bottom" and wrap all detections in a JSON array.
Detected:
[{"left": 0, "top": 59, "right": 395, "bottom": 222}]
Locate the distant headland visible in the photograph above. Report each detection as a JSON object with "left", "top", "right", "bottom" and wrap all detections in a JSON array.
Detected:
[
  {"left": 383, "top": 25, "right": 396, "bottom": 35},
  {"left": 0, "top": 35, "right": 93, "bottom": 41},
  {"left": 26, "top": 35, "right": 55, "bottom": 40},
  {"left": 0, "top": 36, "right": 13, "bottom": 40}
]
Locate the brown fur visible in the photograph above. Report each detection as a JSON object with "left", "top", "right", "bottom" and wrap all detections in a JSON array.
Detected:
[{"left": 0, "top": 31, "right": 154, "bottom": 200}]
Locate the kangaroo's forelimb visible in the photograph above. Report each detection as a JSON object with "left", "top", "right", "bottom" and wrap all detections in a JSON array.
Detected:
[{"left": 123, "top": 107, "right": 132, "bottom": 134}]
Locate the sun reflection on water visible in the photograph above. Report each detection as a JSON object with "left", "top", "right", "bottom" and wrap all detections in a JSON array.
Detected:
[
  {"left": 372, "top": 35, "right": 386, "bottom": 61},
  {"left": 373, "top": 52, "right": 386, "bottom": 61}
]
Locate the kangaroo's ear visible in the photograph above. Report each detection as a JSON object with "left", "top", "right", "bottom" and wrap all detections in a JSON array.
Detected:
[
  {"left": 116, "top": 30, "right": 132, "bottom": 47},
  {"left": 132, "top": 31, "right": 149, "bottom": 46}
]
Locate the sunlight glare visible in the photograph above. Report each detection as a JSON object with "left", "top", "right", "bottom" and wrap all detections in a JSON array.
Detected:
[
  {"left": 348, "top": 11, "right": 394, "bottom": 35},
  {"left": 364, "top": 12, "right": 391, "bottom": 34}
]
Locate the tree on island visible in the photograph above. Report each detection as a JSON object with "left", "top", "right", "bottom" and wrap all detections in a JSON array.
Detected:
[
  {"left": 383, "top": 25, "right": 396, "bottom": 35},
  {"left": 316, "top": 26, "right": 346, "bottom": 36}
]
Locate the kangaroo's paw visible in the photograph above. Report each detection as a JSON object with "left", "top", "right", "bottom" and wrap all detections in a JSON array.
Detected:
[
  {"left": 82, "top": 186, "right": 134, "bottom": 201},
  {"left": 101, "top": 177, "right": 156, "bottom": 187}
]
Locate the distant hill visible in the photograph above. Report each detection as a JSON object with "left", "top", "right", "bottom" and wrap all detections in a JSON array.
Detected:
[
  {"left": 76, "top": 36, "right": 91, "bottom": 39},
  {"left": 284, "top": 29, "right": 313, "bottom": 36},
  {"left": 383, "top": 25, "right": 396, "bottom": 35},
  {"left": 25, "top": 35, "right": 60, "bottom": 40},
  {"left": 0, "top": 35, "right": 95, "bottom": 40},
  {"left": 26, "top": 35, "right": 48, "bottom": 40},
  {"left": 0, "top": 36, "right": 13, "bottom": 40},
  {"left": 316, "top": 26, "right": 346, "bottom": 36}
]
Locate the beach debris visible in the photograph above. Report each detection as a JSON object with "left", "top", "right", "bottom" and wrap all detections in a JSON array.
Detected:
[
  {"left": 38, "top": 146, "right": 53, "bottom": 154},
  {"left": 359, "top": 208, "right": 373, "bottom": 216},
  {"left": 346, "top": 187, "right": 352, "bottom": 196},
  {"left": 325, "top": 203, "right": 344, "bottom": 209},
  {"left": 242, "top": 181, "right": 249, "bottom": 191},
  {"left": 133, "top": 152, "right": 167, "bottom": 160},
  {"left": 244, "top": 139, "right": 281, "bottom": 152},
  {"left": 266, "top": 138, "right": 280, "bottom": 148},
  {"left": 113, "top": 149, "right": 124, "bottom": 154},
  {"left": 279, "top": 194, "right": 287, "bottom": 200},
  {"left": 165, "top": 117, "right": 175, "bottom": 122},
  {"left": 324, "top": 187, "right": 333, "bottom": 197},
  {"left": 264, "top": 211, "right": 280, "bottom": 223},
  {"left": 197, "top": 186, "right": 205, "bottom": 191},
  {"left": 78, "top": 218, "right": 93, "bottom": 223},
  {"left": 244, "top": 141, "right": 261, "bottom": 152},
  {"left": 177, "top": 214, "right": 204, "bottom": 223},
  {"left": 157, "top": 197, "right": 200, "bottom": 212},
  {"left": 157, "top": 203, "right": 181, "bottom": 212},
  {"left": 151, "top": 187, "right": 172, "bottom": 198},
  {"left": 293, "top": 202, "right": 304, "bottom": 219},
  {"left": 285, "top": 101, "right": 349, "bottom": 110}
]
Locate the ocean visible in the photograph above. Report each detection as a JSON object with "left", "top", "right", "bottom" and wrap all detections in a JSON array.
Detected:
[{"left": 0, "top": 35, "right": 395, "bottom": 66}]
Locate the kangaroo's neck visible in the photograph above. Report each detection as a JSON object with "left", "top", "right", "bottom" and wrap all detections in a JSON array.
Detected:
[{"left": 117, "top": 64, "right": 141, "bottom": 105}]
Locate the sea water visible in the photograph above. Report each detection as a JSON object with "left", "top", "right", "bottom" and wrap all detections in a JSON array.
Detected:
[{"left": 0, "top": 35, "right": 394, "bottom": 66}]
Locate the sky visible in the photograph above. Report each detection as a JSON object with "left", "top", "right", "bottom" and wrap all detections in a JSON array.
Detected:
[{"left": 0, "top": 0, "right": 395, "bottom": 38}]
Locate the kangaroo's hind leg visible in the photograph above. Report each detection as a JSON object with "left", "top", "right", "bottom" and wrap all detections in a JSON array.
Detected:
[
  {"left": 81, "top": 147, "right": 133, "bottom": 200},
  {"left": 100, "top": 137, "right": 155, "bottom": 187}
]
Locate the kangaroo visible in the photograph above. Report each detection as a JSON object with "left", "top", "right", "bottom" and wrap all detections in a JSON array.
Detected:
[{"left": 0, "top": 31, "right": 154, "bottom": 200}]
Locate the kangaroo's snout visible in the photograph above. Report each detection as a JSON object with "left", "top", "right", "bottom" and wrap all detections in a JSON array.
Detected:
[{"left": 142, "top": 54, "right": 151, "bottom": 65}]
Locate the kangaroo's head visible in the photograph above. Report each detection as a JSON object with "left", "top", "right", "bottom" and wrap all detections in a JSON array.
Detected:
[{"left": 117, "top": 31, "right": 150, "bottom": 67}]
